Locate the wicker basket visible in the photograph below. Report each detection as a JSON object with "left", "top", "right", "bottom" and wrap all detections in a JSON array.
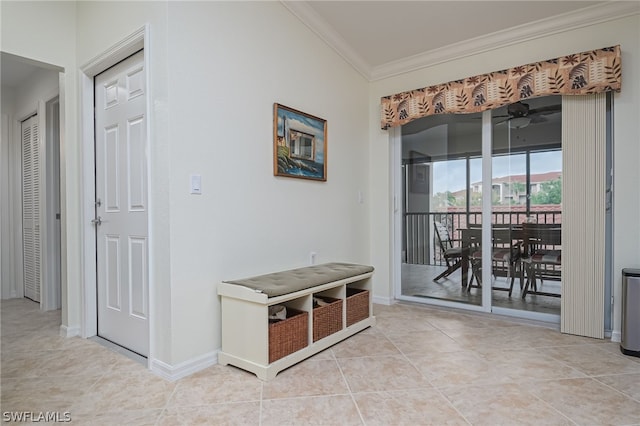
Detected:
[
  {"left": 269, "top": 307, "right": 308, "bottom": 363},
  {"left": 346, "top": 288, "right": 369, "bottom": 326},
  {"left": 312, "top": 296, "right": 343, "bottom": 342}
]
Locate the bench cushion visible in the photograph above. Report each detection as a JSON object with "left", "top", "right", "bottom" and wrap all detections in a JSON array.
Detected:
[{"left": 223, "top": 262, "right": 374, "bottom": 298}]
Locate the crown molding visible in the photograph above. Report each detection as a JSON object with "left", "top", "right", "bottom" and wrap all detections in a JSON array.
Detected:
[
  {"left": 281, "top": 0, "right": 371, "bottom": 80},
  {"left": 282, "top": 1, "right": 639, "bottom": 82},
  {"left": 371, "top": 1, "right": 639, "bottom": 81}
]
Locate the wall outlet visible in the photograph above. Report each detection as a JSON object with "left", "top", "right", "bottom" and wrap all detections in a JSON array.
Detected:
[{"left": 310, "top": 252, "right": 317, "bottom": 265}]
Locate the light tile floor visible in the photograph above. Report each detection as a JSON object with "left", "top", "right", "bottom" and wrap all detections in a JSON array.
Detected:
[{"left": 2, "top": 298, "right": 640, "bottom": 425}]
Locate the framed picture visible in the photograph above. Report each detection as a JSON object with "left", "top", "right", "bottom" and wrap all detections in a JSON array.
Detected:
[
  {"left": 273, "top": 103, "right": 327, "bottom": 181},
  {"left": 410, "top": 164, "right": 429, "bottom": 194},
  {"left": 408, "top": 150, "right": 430, "bottom": 194}
]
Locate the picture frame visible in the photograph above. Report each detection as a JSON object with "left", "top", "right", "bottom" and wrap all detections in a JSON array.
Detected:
[
  {"left": 408, "top": 150, "right": 430, "bottom": 194},
  {"left": 273, "top": 103, "right": 327, "bottom": 181},
  {"left": 410, "top": 164, "right": 429, "bottom": 194}
]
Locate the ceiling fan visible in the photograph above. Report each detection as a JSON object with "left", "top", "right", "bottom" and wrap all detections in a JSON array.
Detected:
[{"left": 494, "top": 101, "right": 560, "bottom": 129}]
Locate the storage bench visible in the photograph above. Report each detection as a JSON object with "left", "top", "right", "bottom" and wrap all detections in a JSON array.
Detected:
[{"left": 217, "top": 262, "right": 375, "bottom": 380}]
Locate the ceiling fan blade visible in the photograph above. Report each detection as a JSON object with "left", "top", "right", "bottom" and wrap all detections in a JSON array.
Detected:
[
  {"left": 530, "top": 115, "right": 548, "bottom": 124},
  {"left": 529, "top": 105, "right": 560, "bottom": 115},
  {"left": 473, "top": 113, "right": 510, "bottom": 120}
]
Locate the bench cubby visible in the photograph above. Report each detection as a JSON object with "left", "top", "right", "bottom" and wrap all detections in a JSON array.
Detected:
[
  {"left": 312, "top": 295, "right": 343, "bottom": 342},
  {"left": 268, "top": 307, "right": 308, "bottom": 363},
  {"left": 346, "top": 287, "right": 370, "bottom": 326},
  {"left": 217, "top": 262, "right": 375, "bottom": 380}
]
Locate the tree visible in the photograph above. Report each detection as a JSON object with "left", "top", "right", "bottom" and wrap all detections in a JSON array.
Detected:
[
  {"left": 470, "top": 191, "right": 482, "bottom": 206},
  {"left": 433, "top": 191, "right": 456, "bottom": 208},
  {"left": 531, "top": 178, "right": 562, "bottom": 204},
  {"left": 509, "top": 182, "right": 526, "bottom": 204}
]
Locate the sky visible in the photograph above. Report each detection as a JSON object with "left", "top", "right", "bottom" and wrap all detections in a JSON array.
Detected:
[{"left": 432, "top": 150, "right": 562, "bottom": 194}]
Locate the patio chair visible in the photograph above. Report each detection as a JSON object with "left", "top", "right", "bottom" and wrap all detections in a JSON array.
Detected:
[
  {"left": 433, "top": 221, "right": 466, "bottom": 283},
  {"left": 521, "top": 223, "right": 562, "bottom": 298},
  {"left": 467, "top": 227, "right": 523, "bottom": 296}
]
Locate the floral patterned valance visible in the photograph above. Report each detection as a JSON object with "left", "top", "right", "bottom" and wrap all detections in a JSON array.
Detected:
[{"left": 380, "top": 45, "right": 621, "bottom": 130}]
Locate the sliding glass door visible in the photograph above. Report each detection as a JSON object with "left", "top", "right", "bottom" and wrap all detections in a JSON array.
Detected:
[
  {"left": 490, "top": 97, "right": 562, "bottom": 321},
  {"left": 399, "top": 111, "right": 483, "bottom": 308},
  {"left": 397, "top": 96, "right": 563, "bottom": 320}
]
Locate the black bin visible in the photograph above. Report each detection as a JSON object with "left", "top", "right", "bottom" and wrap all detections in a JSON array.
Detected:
[{"left": 621, "top": 268, "right": 640, "bottom": 357}]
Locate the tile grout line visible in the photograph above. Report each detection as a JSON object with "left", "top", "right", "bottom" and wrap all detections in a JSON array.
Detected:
[
  {"left": 331, "top": 348, "right": 367, "bottom": 425},
  {"left": 525, "top": 385, "right": 580, "bottom": 425},
  {"left": 380, "top": 320, "right": 475, "bottom": 426},
  {"left": 154, "top": 376, "right": 180, "bottom": 426},
  {"left": 591, "top": 375, "right": 640, "bottom": 404},
  {"left": 258, "top": 378, "right": 264, "bottom": 426}
]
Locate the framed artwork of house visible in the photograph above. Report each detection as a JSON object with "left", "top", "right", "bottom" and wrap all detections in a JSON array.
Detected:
[{"left": 273, "top": 103, "right": 327, "bottom": 181}]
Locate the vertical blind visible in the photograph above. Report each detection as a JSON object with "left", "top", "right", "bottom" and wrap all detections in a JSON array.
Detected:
[{"left": 561, "top": 93, "right": 606, "bottom": 338}]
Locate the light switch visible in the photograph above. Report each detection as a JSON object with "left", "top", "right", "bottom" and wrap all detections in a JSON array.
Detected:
[{"left": 190, "top": 174, "right": 202, "bottom": 194}]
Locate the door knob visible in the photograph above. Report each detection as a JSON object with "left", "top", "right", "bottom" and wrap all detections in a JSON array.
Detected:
[{"left": 91, "top": 216, "right": 103, "bottom": 226}]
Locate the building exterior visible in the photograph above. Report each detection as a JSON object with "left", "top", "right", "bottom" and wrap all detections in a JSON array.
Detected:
[
  {"left": 445, "top": 171, "right": 562, "bottom": 207},
  {"left": 480, "top": 171, "right": 562, "bottom": 205}
]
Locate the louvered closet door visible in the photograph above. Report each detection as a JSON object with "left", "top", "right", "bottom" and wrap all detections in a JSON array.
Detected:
[{"left": 22, "top": 115, "right": 41, "bottom": 302}]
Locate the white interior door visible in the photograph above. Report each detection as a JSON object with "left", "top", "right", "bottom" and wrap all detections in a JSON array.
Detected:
[
  {"left": 94, "top": 50, "right": 149, "bottom": 356},
  {"left": 22, "top": 114, "right": 41, "bottom": 302}
]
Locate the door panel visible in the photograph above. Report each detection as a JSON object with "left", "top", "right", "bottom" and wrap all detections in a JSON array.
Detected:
[
  {"left": 127, "top": 116, "right": 146, "bottom": 210},
  {"left": 104, "top": 125, "right": 120, "bottom": 211},
  {"left": 105, "top": 236, "right": 121, "bottom": 310},
  {"left": 95, "top": 50, "right": 148, "bottom": 356},
  {"left": 129, "top": 237, "right": 147, "bottom": 319}
]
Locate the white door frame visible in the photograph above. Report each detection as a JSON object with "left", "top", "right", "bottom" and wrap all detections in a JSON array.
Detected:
[
  {"left": 79, "top": 26, "right": 152, "bottom": 365},
  {"left": 42, "top": 96, "right": 62, "bottom": 311}
]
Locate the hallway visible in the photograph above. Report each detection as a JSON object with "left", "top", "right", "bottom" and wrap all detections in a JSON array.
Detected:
[{"left": 2, "top": 298, "right": 640, "bottom": 425}]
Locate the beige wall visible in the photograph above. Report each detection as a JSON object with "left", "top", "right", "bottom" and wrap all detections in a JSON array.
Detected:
[
  {"left": 369, "top": 14, "right": 640, "bottom": 337},
  {"left": 164, "top": 1, "right": 370, "bottom": 363}
]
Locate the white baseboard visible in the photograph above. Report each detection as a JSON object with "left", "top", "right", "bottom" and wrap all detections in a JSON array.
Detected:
[
  {"left": 150, "top": 350, "right": 218, "bottom": 382},
  {"left": 611, "top": 330, "right": 622, "bottom": 343},
  {"left": 372, "top": 295, "right": 394, "bottom": 306},
  {"left": 59, "top": 324, "right": 80, "bottom": 337}
]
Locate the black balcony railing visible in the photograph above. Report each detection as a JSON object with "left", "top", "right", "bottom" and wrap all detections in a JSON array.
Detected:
[{"left": 403, "top": 210, "right": 561, "bottom": 265}]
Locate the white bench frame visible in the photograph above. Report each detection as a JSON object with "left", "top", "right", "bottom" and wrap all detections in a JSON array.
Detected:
[{"left": 217, "top": 271, "right": 375, "bottom": 380}]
